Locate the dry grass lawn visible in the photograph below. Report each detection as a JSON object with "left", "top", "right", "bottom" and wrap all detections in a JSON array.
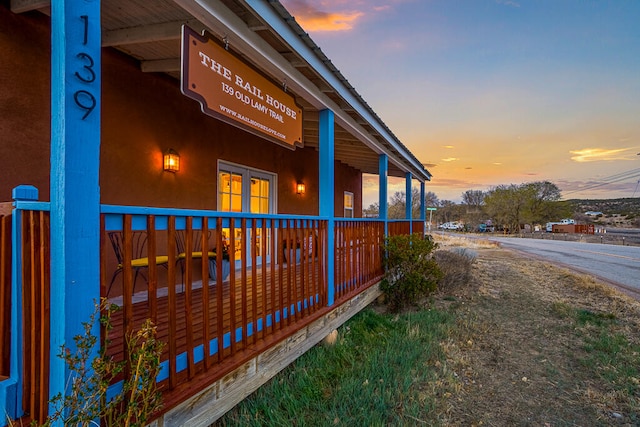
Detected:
[{"left": 429, "top": 234, "right": 640, "bottom": 426}]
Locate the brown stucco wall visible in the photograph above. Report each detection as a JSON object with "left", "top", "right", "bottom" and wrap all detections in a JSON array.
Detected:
[
  {"left": 0, "top": 10, "right": 51, "bottom": 202},
  {"left": 334, "top": 162, "right": 362, "bottom": 217},
  {"left": 102, "top": 49, "right": 328, "bottom": 214},
  {"left": 1, "top": 6, "right": 362, "bottom": 217}
]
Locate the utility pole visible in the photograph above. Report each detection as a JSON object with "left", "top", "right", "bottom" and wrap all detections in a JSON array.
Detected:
[{"left": 427, "top": 207, "right": 437, "bottom": 233}]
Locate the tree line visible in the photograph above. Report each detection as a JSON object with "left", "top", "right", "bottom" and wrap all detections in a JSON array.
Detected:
[{"left": 363, "top": 180, "right": 572, "bottom": 233}]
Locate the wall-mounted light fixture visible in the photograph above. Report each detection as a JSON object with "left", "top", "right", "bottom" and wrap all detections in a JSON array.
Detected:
[
  {"left": 296, "top": 182, "right": 305, "bottom": 195},
  {"left": 163, "top": 148, "right": 180, "bottom": 172}
]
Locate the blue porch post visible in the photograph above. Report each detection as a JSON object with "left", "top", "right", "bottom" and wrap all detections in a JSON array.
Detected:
[
  {"left": 420, "top": 181, "right": 426, "bottom": 236},
  {"left": 378, "top": 155, "right": 388, "bottom": 236},
  {"left": 405, "top": 172, "right": 412, "bottom": 234},
  {"left": 318, "top": 109, "right": 335, "bottom": 306},
  {"left": 50, "top": 0, "right": 101, "bottom": 422}
]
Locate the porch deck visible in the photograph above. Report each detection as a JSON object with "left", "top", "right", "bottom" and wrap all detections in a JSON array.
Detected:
[
  {"left": 1, "top": 207, "right": 406, "bottom": 424},
  {"left": 106, "top": 259, "right": 325, "bottom": 377}
]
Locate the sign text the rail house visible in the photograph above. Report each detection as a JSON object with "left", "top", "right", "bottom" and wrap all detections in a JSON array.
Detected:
[{"left": 182, "top": 26, "right": 302, "bottom": 148}]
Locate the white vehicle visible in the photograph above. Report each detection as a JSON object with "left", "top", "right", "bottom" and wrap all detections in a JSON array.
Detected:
[
  {"left": 439, "top": 221, "right": 464, "bottom": 230},
  {"left": 545, "top": 218, "right": 575, "bottom": 232}
]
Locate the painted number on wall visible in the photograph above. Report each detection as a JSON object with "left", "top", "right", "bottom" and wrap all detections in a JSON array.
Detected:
[{"left": 73, "top": 15, "right": 96, "bottom": 120}]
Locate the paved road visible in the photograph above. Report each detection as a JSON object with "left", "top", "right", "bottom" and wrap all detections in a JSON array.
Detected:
[{"left": 487, "top": 236, "right": 640, "bottom": 298}]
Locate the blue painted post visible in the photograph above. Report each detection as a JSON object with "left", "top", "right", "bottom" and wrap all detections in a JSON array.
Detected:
[
  {"left": 420, "top": 182, "right": 425, "bottom": 221},
  {"left": 405, "top": 172, "right": 412, "bottom": 234},
  {"left": 50, "top": 0, "right": 101, "bottom": 422},
  {"left": 378, "top": 155, "right": 388, "bottom": 237},
  {"left": 420, "top": 182, "right": 426, "bottom": 237},
  {"left": 318, "top": 109, "right": 335, "bottom": 306}
]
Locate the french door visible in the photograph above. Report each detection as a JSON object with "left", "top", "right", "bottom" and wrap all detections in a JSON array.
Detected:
[{"left": 218, "top": 161, "right": 275, "bottom": 265}]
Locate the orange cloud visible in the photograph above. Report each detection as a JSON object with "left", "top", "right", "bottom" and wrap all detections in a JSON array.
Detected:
[
  {"left": 570, "top": 147, "right": 635, "bottom": 162},
  {"left": 441, "top": 157, "right": 459, "bottom": 162},
  {"left": 284, "top": 0, "right": 364, "bottom": 32}
]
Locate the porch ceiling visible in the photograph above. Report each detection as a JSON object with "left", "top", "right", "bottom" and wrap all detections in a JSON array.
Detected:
[{"left": 11, "top": 0, "right": 432, "bottom": 181}]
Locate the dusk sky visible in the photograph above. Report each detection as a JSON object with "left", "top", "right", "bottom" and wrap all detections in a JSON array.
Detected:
[{"left": 279, "top": 0, "right": 640, "bottom": 205}]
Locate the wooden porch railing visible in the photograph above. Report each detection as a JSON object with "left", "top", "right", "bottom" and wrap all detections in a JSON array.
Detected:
[
  {"left": 4, "top": 205, "right": 423, "bottom": 424},
  {"left": 2, "top": 209, "right": 51, "bottom": 424},
  {"left": 412, "top": 220, "right": 425, "bottom": 236},
  {"left": 21, "top": 210, "right": 50, "bottom": 423},
  {"left": 388, "top": 219, "right": 425, "bottom": 237},
  {"left": 0, "top": 214, "right": 12, "bottom": 379},
  {"left": 334, "top": 220, "right": 385, "bottom": 303},
  {"left": 99, "top": 209, "right": 329, "bottom": 410}
]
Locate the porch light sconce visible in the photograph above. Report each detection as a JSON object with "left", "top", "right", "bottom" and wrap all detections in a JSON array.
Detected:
[
  {"left": 296, "top": 182, "right": 305, "bottom": 195},
  {"left": 163, "top": 149, "right": 180, "bottom": 173}
]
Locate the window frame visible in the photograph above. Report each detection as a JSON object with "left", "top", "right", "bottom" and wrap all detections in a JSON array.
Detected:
[
  {"left": 344, "top": 191, "right": 354, "bottom": 218},
  {"left": 217, "top": 160, "right": 277, "bottom": 214}
]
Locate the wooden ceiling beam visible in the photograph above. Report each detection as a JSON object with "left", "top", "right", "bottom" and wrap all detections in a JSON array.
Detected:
[
  {"left": 103, "top": 19, "right": 203, "bottom": 47},
  {"left": 10, "top": 0, "right": 49, "bottom": 13}
]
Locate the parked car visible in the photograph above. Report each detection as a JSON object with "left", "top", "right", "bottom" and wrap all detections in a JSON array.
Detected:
[
  {"left": 477, "top": 223, "right": 495, "bottom": 232},
  {"left": 439, "top": 221, "right": 464, "bottom": 230}
]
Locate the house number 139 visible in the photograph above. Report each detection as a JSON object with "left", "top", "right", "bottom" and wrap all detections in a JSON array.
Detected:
[{"left": 73, "top": 15, "right": 96, "bottom": 120}]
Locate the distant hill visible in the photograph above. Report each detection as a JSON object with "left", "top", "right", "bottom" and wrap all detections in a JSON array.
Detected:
[{"left": 567, "top": 198, "right": 640, "bottom": 227}]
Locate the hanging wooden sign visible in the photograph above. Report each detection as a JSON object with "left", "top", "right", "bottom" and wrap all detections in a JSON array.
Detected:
[{"left": 181, "top": 25, "right": 303, "bottom": 148}]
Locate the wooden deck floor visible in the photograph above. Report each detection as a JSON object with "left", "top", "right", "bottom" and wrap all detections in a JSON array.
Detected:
[{"left": 105, "top": 259, "right": 324, "bottom": 372}]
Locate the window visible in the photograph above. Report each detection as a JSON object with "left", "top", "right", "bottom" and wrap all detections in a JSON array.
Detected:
[
  {"left": 344, "top": 191, "right": 354, "bottom": 218},
  {"left": 250, "top": 176, "right": 271, "bottom": 214},
  {"left": 218, "top": 161, "right": 276, "bottom": 261},
  {"left": 218, "top": 170, "right": 243, "bottom": 212},
  {"left": 217, "top": 162, "right": 275, "bottom": 213}
]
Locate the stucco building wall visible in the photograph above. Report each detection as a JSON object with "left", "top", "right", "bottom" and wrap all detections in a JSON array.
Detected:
[{"left": 0, "top": 7, "right": 362, "bottom": 218}]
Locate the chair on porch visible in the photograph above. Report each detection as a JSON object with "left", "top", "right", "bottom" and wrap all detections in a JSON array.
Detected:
[
  {"left": 282, "top": 230, "right": 317, "bottom": 264},
  {"left": 107, "top": 231, "right": 170, "bottom": 296},
  {"left": 175, "top": 230, "right": 231, "bottom": 285},
  {"left": 175, "top": 229, "right": 216, "bottom": 285}
]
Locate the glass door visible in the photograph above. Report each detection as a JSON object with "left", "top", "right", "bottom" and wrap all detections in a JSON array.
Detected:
[
  {"left": 218, "top": 170, "right": 243, "bottom": 212},
  {"left": 218, "top": 162, "right": 275, "bottom": 266},
  {"left": 250, "top": 175, "right": 271, "bottom": 258}
]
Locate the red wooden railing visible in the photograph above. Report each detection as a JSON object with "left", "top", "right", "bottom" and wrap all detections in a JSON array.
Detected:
[
  {"left": 388, "top": 220, "right": 425, "bottom": 237},
  {"left": 412, "top": 220, "right": 425, "bottom": 236},
  {"left": 334, "top": 220, "right": 385, "bottom": 303},
  {"left": 20, "top": 210, "right": 50, "bottom": 423},
  {"left": 0, "top": 214, "right": 12, "bottom": 379},
  {"left": 99, "top": 212, "right": 329, "bottom": 409},
  {"left": 6, "top": 207, "right": 420, "bottom": 424}
]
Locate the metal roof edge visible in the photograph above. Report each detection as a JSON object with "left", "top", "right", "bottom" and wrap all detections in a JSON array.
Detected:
[{"left": 246, "top": 0, "right": 431, "bottom": 182}]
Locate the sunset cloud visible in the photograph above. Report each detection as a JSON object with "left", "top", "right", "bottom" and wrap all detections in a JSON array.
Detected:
[
  {"left": 556, "top": 178, "right": 638, "bottom": 197},
  {"left": 279, "top": 1, "right": 640, "bottom": 203},
  {"left": 283, "top": 0, "right": 364, "bottom": 31},
  {"left": 428, "top": 177, "right": 483, "bottom": 190},
  {"left": 373, "top": 5, "right": 391, "bottom": 13},
  {"left": 495, "top": 0, "right": 521, "bottom": 7},
  {"left": 570, "top": 148, "right": 635, "bottom": 162}
]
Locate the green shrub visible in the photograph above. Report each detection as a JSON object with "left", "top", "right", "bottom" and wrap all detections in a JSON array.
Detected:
[
  {"left": 433, "top": 248, "right": 476, "bottom": 292},
  {"left": 380, "top": 234, "right": 442, "bottom": 312},
  {"left": 39, "top": 299, "right": 164, "bottom": 427}
]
